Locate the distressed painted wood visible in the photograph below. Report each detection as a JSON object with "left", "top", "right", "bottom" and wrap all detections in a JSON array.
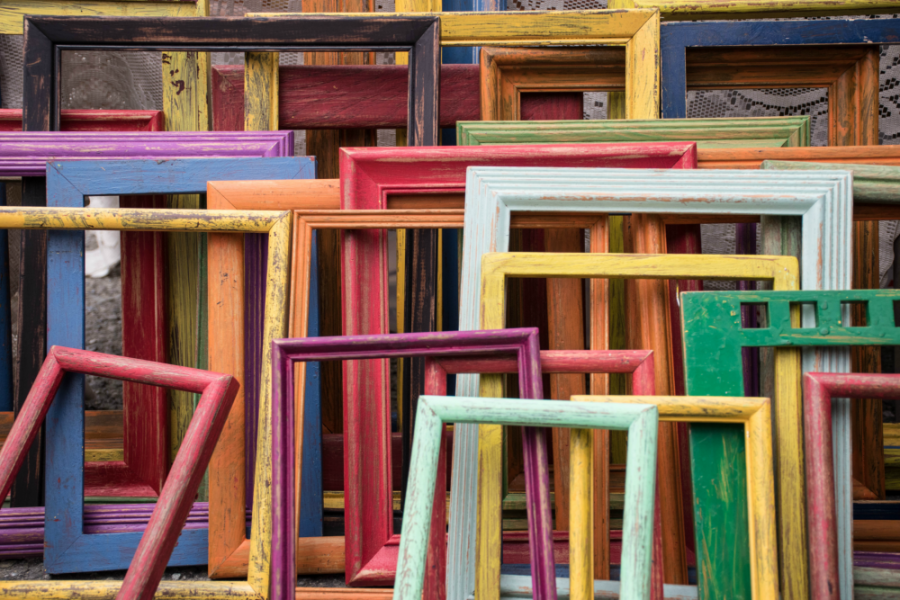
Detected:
[
  {"left": 659, "top": 18, "right": 899, "bottom": 120},
  {"left": 458, "top": 167, "right": 846, "bottom": 600},
  {"left": 683, "top": 290, "right": 900, "bottom": 600},
  {"left": 474, "top": 251, "right": 798, "bottom": 600},
  {"left": 457, "top": 116, "right": 809, "bottom": 147},
  {"left": 571, "top": 395, "right": 777, "bottom": 600},
  {"left": 0, "top": 0, "right": 201, "bottom": 35},
  {"left": 394, "top": 395, "right": 658, "bottom": 600},
  {"left": 0, "top": 346, "right": 239, "bottom": 600},
  {"left": 341, "top": 143, "right": 695, "bottom": 592},
  {"left": 609, "top": 0, "right": 900, "bottom": 19},
  {"left": 0, "top": 109, "right": 163, "bottom": 131},
  {"left": 270, "top": 329, "right": 542, "bottom": 598},
  {"left": 212, "top": 64, "right": 479, "bottom": 129},
  {"left": 0, "top": 204, "right": 290, "bottom": 599},
  {"left": 1, "top": 131, "right": 293, "bottom": 507},
  {"left": 0, "top": 132, "right": 294, "bottom": 177}
]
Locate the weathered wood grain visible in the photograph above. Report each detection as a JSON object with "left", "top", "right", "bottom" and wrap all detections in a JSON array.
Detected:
[{"left": 609, "top": 0, "right": 900, "bottom": 19}]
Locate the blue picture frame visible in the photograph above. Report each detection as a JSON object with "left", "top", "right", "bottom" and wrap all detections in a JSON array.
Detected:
[
  {"left": 43, "top": 156, "right": 318, "bottom": 573},
  {"left": 661, "top": 17, "right": 900, "bottom": 118}
]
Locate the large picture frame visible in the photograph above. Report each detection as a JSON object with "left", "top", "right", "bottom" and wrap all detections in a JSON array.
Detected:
[
  {"left": 457, "top": 166, "right": 850, "bottom": 600},
  {"left": 0, "top": 346, "right": 239, "bottom": 600},
  {"left": 0, "top": 204, "right": 289, "bottom": 600},
  {"left": 0, "top": 131, "right": 295, "bottom": 507},
  {"left": 477, "top": 252, "right": 798, "bottom": 600},
  {"left": 41, "top": 158, "right": 305, "bottom": 574},
  {"left": 393, "top": 395, "right": 659, "bottom": 600},
  {"left": 681, "top": 289, "right": 900, "bottom": 600},
  {"left": 570, "top": 394, "right": 777, "bottom": 600}
]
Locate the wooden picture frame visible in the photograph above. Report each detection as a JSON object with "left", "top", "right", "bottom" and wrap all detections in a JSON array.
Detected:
[
  {"left": 396, "top": 395, "right": 659, "bottom": 600},
  {"left": 35, "top": 171, "right": 297, "bottom": 580},
  {"left": 570, "top": 394, "right": 776, "bottom": 600},
  {"left": 0, "top": 131, "right": 295, "bottom": 506},
  {"left": 0, "top": 109, "right": 163, "bottom": 132},
  {"left": 0, "top": 204, "right": 289, "bottom": 599},
  {"left": 456, "top": 116, "right": 810, "bottom": 148},
  {"left": 340, "top": 141, "right": 696, "bottom": 515},
  {"left": 248, "top": 9, "right": 660, "bottom": 124},
  {"left": 291, "top": 208, "right": 662, "bottom": 589},
  {"left": 270, "top": 329, "right": 543, "bottom": 597},
  {"left": 0, "top": 346, "right": 239, "bottom": 600},
  {"left": 681, "top": 289, "right": 900, "bottom": 600},
  {"left": 0, "top": 0, "right": 201, "bottom": 35},
  {"left": 475, "top": 252, "right": 798, "bottom": 599},
  {"left": 459, "top": 167, "right": 848, "bottom": 600},
  {"left": 609, "top": 0, "right": 900, "bottom": 20}
]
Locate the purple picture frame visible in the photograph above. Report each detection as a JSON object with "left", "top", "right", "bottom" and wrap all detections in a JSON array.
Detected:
[
  {"left": 269, "top": 328, "right": 545, "bottom": 598},
  {"left": 0, "top": 131, "right": 294, "bottom": 177}
]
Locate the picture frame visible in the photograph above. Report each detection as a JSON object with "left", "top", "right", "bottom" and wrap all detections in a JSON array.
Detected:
[
  {"left": 0, "top": 0, "right": 201, "bottom": 35},
  {"left": 339, "top": 141, "right": 696, "bottom": 520},
  {"left": 0, "top": 130, "right": 295, "bottom": 507},
  {"left": 607, "top": 0, "right": 900, "bottom": 19},
  {"left": 0, "top": 346, "right": 239, "bottom": 600},
  {"left": 457, "top": 165, "right": 850, "bottom": 600},
  {"left": 570, "top": 394, "right": 777, "bottom": 600},
  {"left": 456, "top": 116, "right": 810, "bottom": 148},
  {"left": 41, "top": 159, "right": 305, "bottom": 574},
  {"left": 393, "top": 395, "right": 659, "bottom": 600},
  {"left": 0, "top": 204, "right": 289, "bottom": 599},
  {"left": 0, "top": 108, "right": 163, "bottom": 132},
  {"left": 475, "top": 251, "right": 799, "bottom": 600},
  {"left": 269, "top": 329, "right": 543, "bottom": 596},
  {"left": 291, "top": 208, "right": 660, "bottom": 588},
  {"left": 681, "top": 289, "right": 900, "bottom": 600}
]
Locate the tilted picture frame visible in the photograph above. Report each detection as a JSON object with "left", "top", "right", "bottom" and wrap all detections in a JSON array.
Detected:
[
  {"left": 0, "top": 204, "right": 290, "bottom": 599},
  {"left": 394, "top": 395, "right": 659, "bottom": 600},
  {"left": 681, "top": 289, "right": 900, "bottom": 600},
  {"left": 0, "top": 131, "right": 295, "bottom": 507},
  {"left": 456, "top": 165, "right": 850, "bottom": 600},
  {"left": 0, "top": 346, "right": 239, "bottom": 600},
  {"left": 477, "top": 252, "right": 797, "bottom": 600},
  {"left": 570, "top": 394, "right": 777, "bottom": 600}
]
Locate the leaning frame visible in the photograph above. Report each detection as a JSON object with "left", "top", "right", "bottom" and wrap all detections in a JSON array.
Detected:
[
  {"left": 457, "top": 167, "right": 850, "bottom": 600},
  {"left": 0, "top": 346, "right": 240, "bottom": 600},
  {"left": 0, "top": 130, "right": 295, "bottom": 507},
  {"left": 0, "top": 205, "right": 290, "bottom": 600},
  {"left": 570, "top": 394, "right": 777, "bottom": 600},
  {"left": 269, "top": 329, "right": 543, "bottom": 598},
  {"left": 42, "top": 157, "right": 309, "bottom": 574},
  {"left": 394, "top": 395, "right": 659, "bottom": 600},
  {"left": 681, "top": 289, "right": 900, "bottom": 600},
  {"left": 476, "top": 251, "right": 799, "bottom": 600}
]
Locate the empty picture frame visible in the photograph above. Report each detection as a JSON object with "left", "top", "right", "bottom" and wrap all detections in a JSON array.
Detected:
[
  {"left": 339, "top": 141, "right": 696, "bottom": 514},
  {"left": 0, "top": 346, "right": 239, "bottom": 600},
  {"left": 0, "top": 130, "right": 295, "bottom": 506},
  {"left": 457, "top": 166, "right": 849, "bottom": 600},
  {"left": 569, "top": 394, "right": 777, "bottom": 600},
  {"left": 474, "top": 251, "right": 799, "bottom": 600},
  {"left": 269, "top": 329, "right": 543, "bottom": 596},
  {"left": 393, "top": 395, "right": 659, "bottom": 600},
  {"left": 681, "top": 289, "right": 900, "bottom": 600},
  {"left": 607, "top": 0, "right": 900, "bottom": 19},
  {"left": 0, "top": 205, "right": 289, "bottom": 599},
  {"left": 804, "top": 368, "right": 900, "bottom": 600},
  {"left": 657, "top": 17, "right": 899, "bottom": 119}
]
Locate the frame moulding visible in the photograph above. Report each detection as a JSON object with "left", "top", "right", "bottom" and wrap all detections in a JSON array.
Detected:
[
  {"left": 456, "top": 167, "right": 849, "bottom": 600},
  {"left": 473, "top": 251, "right": 799, "bottom": 600}
]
